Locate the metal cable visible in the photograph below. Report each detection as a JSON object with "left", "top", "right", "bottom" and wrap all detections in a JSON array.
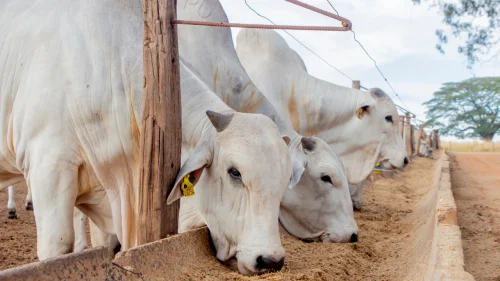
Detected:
[
  {"left": 351, "top": 30, "right": 412, "bottom": 112},
  {"left": 325, "top": 0, "right": 340, "bottom": 16},
  {"left": 243, "top": 0, "right": 354, "bottom": 82},
  {"left": 319, "top": 0, "right": 413, "bottom": 113}
]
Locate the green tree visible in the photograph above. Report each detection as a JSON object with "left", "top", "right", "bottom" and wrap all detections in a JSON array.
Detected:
[
  {"left": 412, "top": 0, "right": 499, "bottom": 68},
  {"left": 424, "top": 77, "right": 500, "bottom": 141}
]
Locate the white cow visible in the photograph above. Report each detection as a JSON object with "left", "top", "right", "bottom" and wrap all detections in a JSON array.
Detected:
[
  {"left": 3, "top": 184, "right": 32, "bottom": 219},
  {"left": 0, "top": 1, "right": 293, "bottom": 274},
  {"left": 177, "top": 0, "right": 358, "bottom": 243},
  {"left": 3, "top": 183, "right": 110, "bottom": 251},
  {"left": 73, "top": 207, "right": 114, "bottom": 252},
  {"left": 236, "top": 29, "right": 407, "bottom": 206}
]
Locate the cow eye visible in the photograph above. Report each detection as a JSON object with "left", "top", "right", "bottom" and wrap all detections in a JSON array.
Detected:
[
  {"left": 385, "top": 115, "right": 393, "bottom": 123},
  {"left": 228, "top": 168, "right": 241, "bottom": 180},
  {"left": 321, "top": 175, "right": 332, "bottom": 184}
]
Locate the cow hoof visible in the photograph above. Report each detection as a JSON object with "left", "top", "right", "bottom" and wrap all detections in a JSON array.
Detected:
[
  {"left": 8, "top": 209, "right": 17, "bottom": 219},
  {"left": 25, "top": 202, "right": 33, "bottom": 211},
  {"left": 108, "top": 235, "right": 121, "bottom": 256}
]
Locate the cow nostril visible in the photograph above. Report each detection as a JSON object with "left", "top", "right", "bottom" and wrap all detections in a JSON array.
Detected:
[
  {"left": 404, "top": 157, "right": 409, "bottom": 165},
  {"left": 350, "top": 233, "right": 358, "bottom": 243},
  {"left": 256, "top": 255, "right": 285, "bottom": 272}
]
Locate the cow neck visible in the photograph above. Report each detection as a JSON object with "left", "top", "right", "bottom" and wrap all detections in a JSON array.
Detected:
[
  {"left": 179, "top": 62, "right": 234, "bottom": 149},
  {"left": 288, "top": 71, "right": 374, "bottom": 134},
  {"left": 177, "top": 3, "right": 296, "bottom": 140}
]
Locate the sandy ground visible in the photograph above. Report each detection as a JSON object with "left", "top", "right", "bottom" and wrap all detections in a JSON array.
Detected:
[
  {"left": 450, "top": 153, "right": 500, "bottom": 281},
  {"left": 0, "top": 155, "right": 440, "bottom": 280},
  {"left": 0, "top": 182, "right": 37, "bottom": 270},
  {"left": 179, "top": 155, "right": 440, "bottom": 280}
]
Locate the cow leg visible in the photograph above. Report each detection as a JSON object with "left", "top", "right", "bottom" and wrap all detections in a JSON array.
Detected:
[
  {"left": 7, "top": 186, "right": 17, "bottom": 219},
  {"left": 25, "top": 185, "right": 33, "bottom": 211},
  {"left": 31, "top": 166, "right": 78, "bottom": 260},
  {"left": 73, "top": 208, "right": 88, "bottom": 252},
  {"left": 75, "top": 186, "right": 116, "bottom": 251},
  {"left": 89, "top": 219, "right": 112, "bottom": 247}
]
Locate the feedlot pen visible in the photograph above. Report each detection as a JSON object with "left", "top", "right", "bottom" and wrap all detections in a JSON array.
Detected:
[{"left": 0, "top": 155, "right": 441, "bottom": 280}]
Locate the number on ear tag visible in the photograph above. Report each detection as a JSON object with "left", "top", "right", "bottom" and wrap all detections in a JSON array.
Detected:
[
  {"left": 358, "top": 108, "right": 364, "bottom": 120},
  {"left": 181, "top": 173, "right": 195, "bottom": 197}
]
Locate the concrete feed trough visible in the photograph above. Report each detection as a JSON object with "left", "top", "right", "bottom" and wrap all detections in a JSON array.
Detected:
[{"left": 0, "top": 150, "right": 473, "bottom": 280}]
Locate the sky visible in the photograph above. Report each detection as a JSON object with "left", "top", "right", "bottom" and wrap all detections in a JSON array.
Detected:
[{"left": 218, "top": 0, "right": 499, "bottom": 140}]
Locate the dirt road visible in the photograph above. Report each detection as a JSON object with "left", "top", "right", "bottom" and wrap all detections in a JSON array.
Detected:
[{"left": 450, "top": 152, "right": 500, "bottom": 281}]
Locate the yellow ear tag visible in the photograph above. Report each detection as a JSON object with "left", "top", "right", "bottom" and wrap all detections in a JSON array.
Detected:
[
  {"left": 181, "top": 173, "right": 195, "bottom": 197},
  {"left": 375, "top": 162, "right": 380, "bottom": 167},
  {"left": 358, "top": 108, "right": 364, "bottom": 120},
  {"left": 373, "top": 170, "right": 382, "bottom": 175}
]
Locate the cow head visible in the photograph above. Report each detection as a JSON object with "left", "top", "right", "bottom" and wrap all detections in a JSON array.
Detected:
[
  {"left": 420, "top": 141, "right": 434, "bottom": 159},
  {"left": 280, "top": 136, "right": 358, "bottom": 243},
  {"left": 167, "top": 110, "right": 292, "bottom": 275},
  {"left": 340, "top": 88, "right": 406, "bottom": 184},
  {"left": 370, "top": 88, "right": 407, "bottom": 170}
]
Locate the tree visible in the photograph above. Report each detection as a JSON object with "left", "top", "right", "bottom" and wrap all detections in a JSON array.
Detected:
[
  {"left": 423, "top": 77, "right": 500, "bottom": 141},
  {"left": 412, "top": 0, "right": 499, "bottom": 68}
]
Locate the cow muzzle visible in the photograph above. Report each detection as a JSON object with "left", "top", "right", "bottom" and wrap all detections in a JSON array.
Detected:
[
  {"left": 321, "top": 229, "right": 359, "bottom": 243},
  {"left": 236, "top": 246, "right": 285, "bottom": 275}
]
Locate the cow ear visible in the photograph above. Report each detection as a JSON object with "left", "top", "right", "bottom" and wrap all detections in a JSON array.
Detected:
[
  {"left": 288, "top": 160, "right": 305, "bottom": 189},
  {"left": 282, "top": 135, "right": 291, "bottom": 146},
  {"left": 167, "top": 139, "right": 213, "bottom": 205},
  {"left": 356, "top": 105, "right": 370, "bottom": 120}
]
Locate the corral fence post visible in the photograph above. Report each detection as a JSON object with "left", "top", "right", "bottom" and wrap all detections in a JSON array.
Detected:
[
  {"left": 416, "top": 125, "right": 423, "bottom": 156},
  {"left": 404, "top": 113, "right": 412, "bottom": 161},
  {"left": 139, "top": 0, "right": 182, "bottom": 245},
  {"left": 399, "top": 115, "right": 404, "bottom": 138},
  {"left": 432, "top": 130, "right": 440, "bottom": 150},
  {"left": 352, "top": 80, "right": 361, "bottom": 90},
  {"left": 410, "top": 123, "right": 415, "bottom": 155}
]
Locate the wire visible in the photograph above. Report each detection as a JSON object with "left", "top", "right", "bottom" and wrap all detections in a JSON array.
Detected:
[
  {"left": 244, "top": 0, "right": 354, "bottom": 82},
  {"left": 244, "top": 0, "right": 414, "bottom": 116},
  {"left": 322, "top": 1, "right": 413, "bottom": 113},
  {"left": 350, "top": 30, "right": 411, "bottom": 111},
  {"left": 325, "top": 0, "right": 339, "bottom": 16}
]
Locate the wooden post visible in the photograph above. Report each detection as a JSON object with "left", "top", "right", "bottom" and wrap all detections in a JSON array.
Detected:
[
  {"left": 404, "top": 113, "right": 412, "bottom": 159},
  {"left": 416, "top": 125, "right": 423, "bottom": 156},
  {"left": 410, "top": 124, "right": 415, "bottom": 154},
  {"left": 139, "top": 0, "right": 182, "bottom": 245},
  {"left": 399, "top": 116, "right": 404, "bottom": 138},
  {"left": 433, "top": 130, "right": 440, "bottom": 149},
  {"left": 352, "top": 80, "right": 361, "bottom": 90}
]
